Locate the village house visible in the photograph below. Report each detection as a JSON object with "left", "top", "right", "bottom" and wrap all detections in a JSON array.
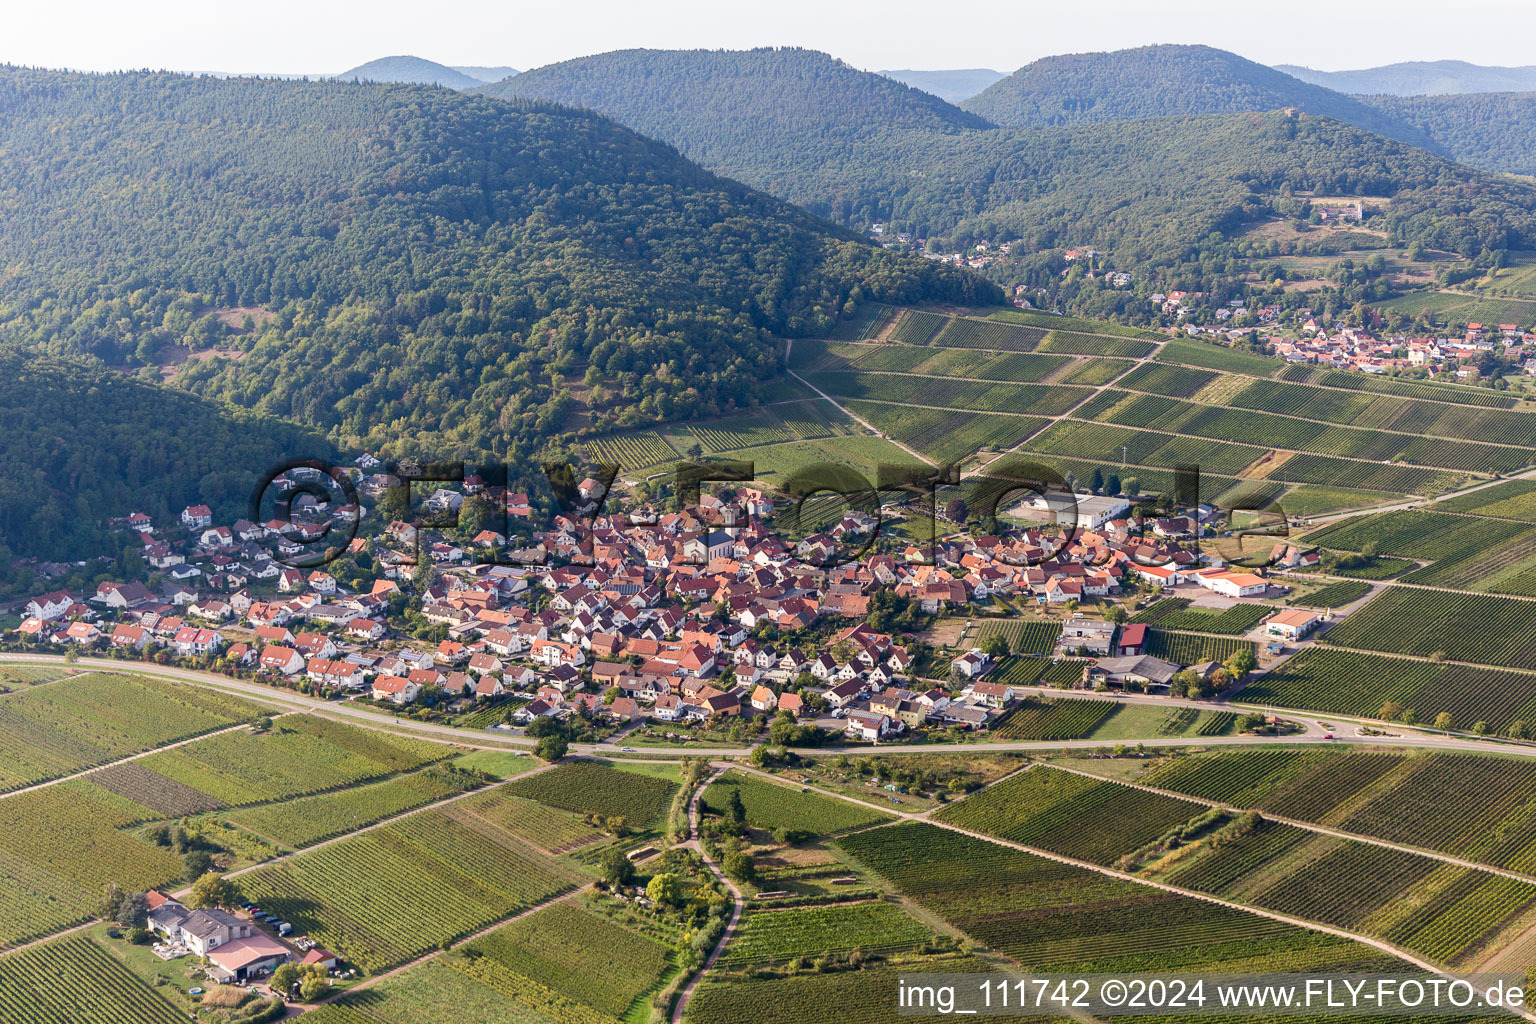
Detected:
[{"left": 371, "top": 675, "right": 421, "bottom": 703}]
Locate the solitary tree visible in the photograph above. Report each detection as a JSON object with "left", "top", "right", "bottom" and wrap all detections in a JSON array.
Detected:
[
  {"left": 535, "top": 733, "right": 569, "bottom": 762},
  {"left": 646, "top": 872, "right": 682, "bottom": 907},
  {"left": 602, "top": 847, "right": 636, "bottom": 888},
  {"left": 183, "top": 850, "right": 214, "bottom": 881},
  {"left": 186, "top": 872, "right": 239, "bottom": 910},
  {"left": 725, "top": 788, "right": 747, "bottom": 827},
  {"left": 1433, "top": 712, "right": 1454, "bottom": 731},
  {"left": 116, "top": 892, "right": 150, "bottom": 930}
]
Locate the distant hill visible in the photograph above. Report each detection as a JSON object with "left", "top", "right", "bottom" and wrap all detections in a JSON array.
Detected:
[
  {"left": 478, "top": 47, "right": 994, "bottom": 221},
  {"left": 878, "top": 68, "right": 1005, "bottom": 103},
  {"left": 0, "top": 67, "right": 991, "bottom": 558},
  {"left": 962, "top": 44, "right": 1442, "bottom": 152},
  {"left": 477, "top": 45, "right": 1536, "bottom": 269},
  {"left": 451, "top": 65, "right": 518, "bottom": 84},
  {"left": 336, "top": 55, "right": 483, "bottom": 89},
  {"left": 1278, "top": 60, "right": 1536, "bottom": 97},
  {"left": 1364, "top": 91, "right": 1536, "bottom": 177}
]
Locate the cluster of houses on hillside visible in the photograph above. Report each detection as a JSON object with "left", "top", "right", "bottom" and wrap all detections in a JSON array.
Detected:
[
  {"left": 12, "top": 473, "right": 1323, "bottom": 741},
  {"left": 1179, "top": 316, "right": 1533, "bottom": 380}
]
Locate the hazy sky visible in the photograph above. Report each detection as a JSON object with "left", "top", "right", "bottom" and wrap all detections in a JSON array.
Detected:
[{"left": 8, "top": 0, "right": 1536, "bottom": 75}]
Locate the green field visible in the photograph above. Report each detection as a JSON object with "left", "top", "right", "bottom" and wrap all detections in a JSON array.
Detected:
[
  {"left": 238, "top": 790, "right": 585, "bottom": 972},
  {"left": 301, "top": 900, "right": 677, "bottom": 1024},
  {"left": 134, "top": 714, "right": 453, "bottom": 807},
  {"left": 504, "top": 761, "right": 678, "bottom": 829},
  {"left": 934, "top": 767, "right": 1205, "bottom": 865},
  {"left": 229, "top": 767, "right": 480, "bottom": 847},
  {"left": 1242, "top": 647, "right": 1536, "bottom": 733},
  {"left": 838, "top": 821, "right": 1398, "bottom": 974},
  {"left": 702, "top": 771, "right": 893, "bottom": 836},
  {"left": 0, "top": 671, "right": 268, "bottom": 794},
  {"left": 1317, "top": 588, "right": 1536, "bottom": 670},
  {"left": 718, "top": 900, "right": 930, "bottom": 964},
  {"left": 0, "top": 935, "right": 187, "bottom": 1024}
]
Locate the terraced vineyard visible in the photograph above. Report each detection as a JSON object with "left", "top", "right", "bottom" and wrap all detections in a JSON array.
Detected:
[
  {"left": 690, "top": 415, "right": 794, "bottom": 452},
  {"left": 928, "top": 316, "right": 1048, "bottom": 351},
  {"left": 888, "top": 309, "right": 950, "bottom": 345},
  {"left": 583, "top": 430, "right": 678, "bottom": 470},
  {"left": 990, "top": 698, "right": 1120, "bottom": 740},
  {"left": 238, "top": 793, "right": 583, "bottom": 972},
  {"left": 1036, "top": 332, "right": 1157, "bottom": 358},
  {"left": 302, "top": 900, "right": 677, "bottom": 1024},
  {"left": 0, "top": 935, "right": 187, "bottom": 1024},
  {"left": 966, "top": 618, "right": 1061, "bottom": 655},
  {"left": 1297, "top": 579, "right": 1371, "bottom": 608},
  {"left": 1230, "top": 378, "right": 1536, "bottom": 446},
  {"left": 838, "top": 821, "right": 1388, "bottom": 974},
  {"left": 504, "top": 761, "right": 677, "bottom": 828},
  {"left": 1156, "top": 339, "right": 1283, "bottom": 374},
  {"left": 718, "top": 900, "right": 930, "bottom": 964},
  {"left": 1131, "top": 598, "right": 1270, "bottom": 634},
  {"left": 820, "top": 371, "right": 1087, "bottom": 416},
  {"left": 0, "top": 782, "right": 185, "bottom": 948},
  {"left": 1276, "top": 363, "right": 1518, "bottom": 408},
  {"left": 1116, "top": 362, "right": 1219, "bottom": 398},
  {"left": 1317, "top": 588, "right": 1536, "bottom": 670},
  {"left": 137, "top": 714, "right": 452, "bottom": 807},
  {"left": 1244, "top": 646, "right": 1536, "bottom": 731},
  {"left": 1056, "top": 356, "right": 1133, "bottom": 385},
  {"left": 230, "top": 767, "right": 480, "bottom": 847},
  {"left": 1088, "top": 392, "right": 1529, "bottom": 474},
  {"left": 1026, "top": 419, "right": 1264, "bottom": 476},
  {"left": 843, "top": 401, "right": 1045, "bottom": 462},
  {"left": 702, "top": 771, "right": 892, "bottom": 836},
  {"left": 1144, "top": 630, "right": 1255, "bottom": 665},
  {"left": 1141, "top": 748, "right": 1536, "bottom": 874},
  {"left": 0, "top": 672, "right": 267, "bottom": 793},
  {"left": 1160, "top": 816, "right": 1536, "bottom": 967},
  {"left": 934, "top": 767, "right": 1205, "bottom": 864}
]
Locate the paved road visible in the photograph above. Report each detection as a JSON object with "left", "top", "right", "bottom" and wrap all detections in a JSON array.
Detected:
[{"left": 9, "top": 653, "right": 1536, "bottom": 764}]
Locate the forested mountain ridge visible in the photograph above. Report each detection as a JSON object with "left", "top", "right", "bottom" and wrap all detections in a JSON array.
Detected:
[
  {"left": 962, "top": 45, "right": 1442, "bottom": 152},
  {"left": 927, "top": 111, "right": 1536, "bottom": 276},
  {"left": 1361, "top": 91, "right": 1536, "bottom": 178},
  {"left": 477, "top": 47, "right": 995, "bottom": 222},
  {"left": 0, "top": 67, "right": 990, "bottom": 550},
  {"left": 1278, "top": 60, "right": 1536, "bottom": 97}
]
